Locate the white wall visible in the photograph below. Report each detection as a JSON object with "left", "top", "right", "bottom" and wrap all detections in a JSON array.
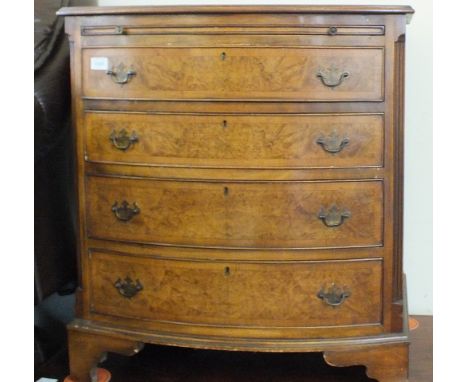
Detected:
[{"left": 97, "top": 0, "right": 433, "bottom": 315}]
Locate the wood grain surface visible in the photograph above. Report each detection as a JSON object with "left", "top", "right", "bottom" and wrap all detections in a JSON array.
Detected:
[
  {"left": 85, "top": 113, "right": 384, "bottom": 169},
  {"left": 90, "top": 250, "right": 383, "bottom": 329},
  {"left": 57, "top": 5, "right": 415, "bottom": 16},
  {"left": 82, "top": 47, "right": 384, "bottom": 101},
  {"left": 86, "top": 176, "right": 384, "bottom": 249}
]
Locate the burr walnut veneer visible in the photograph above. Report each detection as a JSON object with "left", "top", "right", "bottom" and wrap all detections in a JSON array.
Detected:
[{"left": 58, "top": 5, "right": 414, "bottom": 382}]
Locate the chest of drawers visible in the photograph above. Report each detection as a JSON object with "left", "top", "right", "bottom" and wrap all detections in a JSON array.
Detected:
[{"left": 59, "top": 5, "right": 414, "bottom": 382}]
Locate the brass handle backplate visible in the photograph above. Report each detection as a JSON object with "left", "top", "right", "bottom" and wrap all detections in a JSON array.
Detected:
[
  {"left": 317, "top": 66, "right": 350, "bottom": 88},
  {"left": 318, "top": 205, "right": 351, "bottom": 227},
  {"left": 114, "top": 276, "right": 143, "bottom": 299},
  {"left": 112, "top": 201, "right": 140, "bottom": 221},
  {"left": 106, "top": 63, "right": 136, "bottom": 84},
  {"left": 316, "top": 132, "right": 350, "bottom": 153},
  {"left": 317, "top": 284, "right": 351, "bottom": 307},
  {"left": 109, "top": 129, "right": 139, "bottom": 151}
]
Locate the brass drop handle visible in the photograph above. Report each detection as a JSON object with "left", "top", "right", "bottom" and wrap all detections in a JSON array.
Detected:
[
  {"left": 112, "top": 201, "right": 140, "bottom": 221},
  {"left": 317, "top": 284, "right": 351, "bottom": 307},
  {"left": 318, "top": 205, "right": 351, "bottom": 227},
  {"left": 114, "top": 276, "right": 143, "bottom": 299},
  {"left": 109, "top": 129, "right": 139, "bottom": 151},
  {"left": 316, "top": 132, "right": 350, "bottom": 153},
  {"left": 316, "top": 67, "right": 350, "bottom": 88},
  {"left": 106, "top": 63, "right": 136, "bottom": 84}
]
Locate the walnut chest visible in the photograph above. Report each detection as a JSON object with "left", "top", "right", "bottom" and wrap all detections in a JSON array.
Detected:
[{"left": 58, "top": 5, "right": 414, "bottom": 382}]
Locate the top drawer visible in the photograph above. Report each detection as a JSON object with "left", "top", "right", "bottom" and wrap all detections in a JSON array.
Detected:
[{"left": 82, "top": 47, "right": 384, "bottom": 102}]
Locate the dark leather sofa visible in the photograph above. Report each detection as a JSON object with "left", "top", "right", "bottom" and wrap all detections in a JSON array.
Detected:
[
  {"left": 35, "top": 0, "right": 75, "bottom": 305},
  {"left": 34, "top": 0, "right": 95, "bottom": 368}
]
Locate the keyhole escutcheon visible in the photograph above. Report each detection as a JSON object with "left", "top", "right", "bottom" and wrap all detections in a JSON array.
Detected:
[
  {"left": 220, "top": 52, "right": 227, "bottom": 61},
  {"left": 224, "top": 266, "right": 231, "bottom": 276},
  {"left": 224, "top": 186, "right": 229, "bottom": 196}
]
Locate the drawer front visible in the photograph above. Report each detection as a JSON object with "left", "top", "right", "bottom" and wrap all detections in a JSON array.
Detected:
[
  {"left": 82, "top": 47, "right": 384, "bottom": 101},
  {"left": 90, "top": 250, "right": 383, "bottom": 328},
  {"left": 85, "top": 113, "right": 384, "bottom": 169},
  {"left": 86, "top": 177, "right": 383, "bottom": 249}
]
